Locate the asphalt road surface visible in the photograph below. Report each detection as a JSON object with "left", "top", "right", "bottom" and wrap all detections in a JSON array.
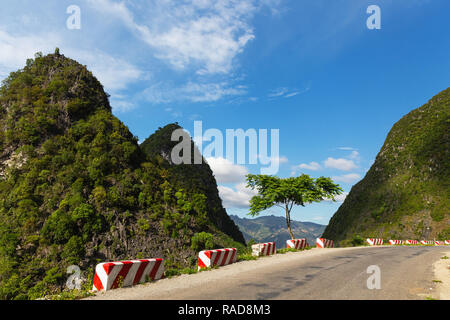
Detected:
[{"left": 87, "top": 246, "right": 448, "bottom": 300}]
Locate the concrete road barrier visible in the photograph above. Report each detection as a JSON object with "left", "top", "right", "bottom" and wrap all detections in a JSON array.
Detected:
[
  {"left": 316, "top": 238, "right": 334, "bottom": 248},
  {"left": 389, "top": 240, "right": 404, "bottom": 245},
  {"left": 93, "top": 258, "right": 164, "bottom": 291},
  {"left": 252, "top": 242, "right": 276, "bottom": 256},
  {"left": 405, "top": 240, "right": 419, "bottom": 245},
  {"left": 366, "top": 238, "right": 383, "bottom": 245},
  {"left": 198, "top": 248, "right": 237, "bottom": 270},
  {"left": 286, "top": 239, "right": 309, "bottom": 249}
]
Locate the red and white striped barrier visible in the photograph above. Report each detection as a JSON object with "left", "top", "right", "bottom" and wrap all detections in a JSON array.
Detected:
[
  {"left": 316, "top": 238, "right": 334, "bottom": 248},
  {"left": 93, "top": 258, "right": 164, "bottom": 291},
  {"left": 445, "top": 240, "right": 450, "bottom": 245},
  {"left": 420, "top": 240, "right": 434, "bottom": 245},
  {"left": 405, "top": 240, "right": 419, "bottom": 245},
  {"left": 389, "top": 240, "right": 404, "bottom": 245},
  {"left": 198, "top": 248, "right": 237, "bottom": 270},
  {"left": 435, "top": 241, "right": 445, "bottom": 246},
  {"left": 366, "top": 238, "right": 383, "bottom": 246},
  {"left": 286, "top": 239, "right": 309, "bottom": 250},
  {"left": 252, "top": 242, "right": 276, "bottom": 256}
]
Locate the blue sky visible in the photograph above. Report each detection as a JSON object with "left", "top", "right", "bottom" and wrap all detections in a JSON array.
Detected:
[{"left": 0, "top": 0, "right": 449, "bottom": 225}]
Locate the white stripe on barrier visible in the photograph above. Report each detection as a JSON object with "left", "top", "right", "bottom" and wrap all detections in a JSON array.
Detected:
[{"left": 216, "top": 250, "right": 226, "bottom": 266}]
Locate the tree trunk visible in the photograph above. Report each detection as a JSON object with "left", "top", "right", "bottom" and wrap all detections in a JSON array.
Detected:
[{"left": 285, "top": 204, "right": 294, "bottom": 240}]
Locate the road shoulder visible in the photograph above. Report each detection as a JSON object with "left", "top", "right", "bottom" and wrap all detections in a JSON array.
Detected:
[{"left": 432, "top": 250, "right": 450, "bottom": 300}]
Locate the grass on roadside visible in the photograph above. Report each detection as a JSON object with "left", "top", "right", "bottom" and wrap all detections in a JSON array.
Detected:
[
  {"left": 42, "top": 289, "right": 95, "bottom": 300},
  {"left": 35, "top": 277, "right": 95, "bottom": 300},
  {"left": 237, "top": 253, "right": 258, "bottom": 262}
]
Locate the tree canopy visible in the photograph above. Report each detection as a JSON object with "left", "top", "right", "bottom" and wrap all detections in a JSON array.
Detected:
[{"left": 246, "top": 174, "right": 343, "bottom": 239}]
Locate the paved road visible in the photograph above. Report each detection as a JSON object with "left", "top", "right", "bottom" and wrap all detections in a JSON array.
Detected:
[{"left": 87, "top": 246, "right": 449, "bottom": 300}]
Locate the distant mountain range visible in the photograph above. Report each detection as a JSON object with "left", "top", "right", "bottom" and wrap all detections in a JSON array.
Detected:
[{"left": 230, "top": 215, "right": 326, "bottom": 248}]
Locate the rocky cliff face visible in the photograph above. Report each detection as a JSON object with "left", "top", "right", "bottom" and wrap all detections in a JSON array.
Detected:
[
  {"left": 323, "top": 88, "right": 450, "bottom": 245},
  {"left": 0, "top": 51, "right": 244, "bottom": 299}
]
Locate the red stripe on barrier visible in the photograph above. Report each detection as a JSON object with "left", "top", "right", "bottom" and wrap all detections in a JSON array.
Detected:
[
  {"left": 149, "top": 259, "right": 163, "bottom": 280},
  {"left": 112, "top": 261, "right": 133, "bottom": 289},
  {"left": 133, "top": 260, "right": 150, "bottom": 285},
  {"left": 93, "top": 271, "right": 104, "bottom": 291},
  {"left": 229, "top": 249, "right": 237, "bottom": 263},
  {"left": 220, "top": 249, "right": 230, "bottom": 266},
  {"left": 213, "top": 250, "right": 222, "bottom": 266},
  {"left": 103, "top": 262, "right": 116, "bottom": 275}
]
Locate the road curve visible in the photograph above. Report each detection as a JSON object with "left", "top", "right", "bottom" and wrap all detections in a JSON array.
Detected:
[{"left": 86, "top": 246, "right": 449, "bottom": 300}]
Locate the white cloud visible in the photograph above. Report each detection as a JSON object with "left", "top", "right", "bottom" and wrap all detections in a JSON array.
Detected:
[
  {"left": 67, "top": 49, "right": 142, "bottom": 93},
  {"left": 348, "top": 151, "right": 359, "bottom": 158},
  {"left": 258, "top": 155, "right": 288, "bottom": 165},
  {"left": 348, "top": 150, "right": 360, "bottom": 160},
  {"left": 337, "top": 147, "right": 356, "bottom": 151},
  {"left": 268, "top": 87, "right": 300, "bottom": 98},
  {"left": 332, "top": 173, "right": 361, "bottom": 184},
  {"left": 87, "top": 0, "right": 278, "bottom": 75},
  {"left": 142, "top": 81, "right": 247, "bottom": 104},
  {"left": 0, "top": 29, "right": 60, "bottom": 79},
  {"left": 311, "top": 216, "right": 326, "bottom": 223},
  {"left": 323, "top": 192, "right": 349, "bottom": 203},
  {"left": 0, "top": 28, "right": 142, "bottom": 101},
  {"left": 294, "top": 161, "right": 322, "bottom": 171},
  {"left": 284, "top": 91, "right": 300, "bottom": 98},
  {"left": 218, "top": 182, "right": 257, "bottom": 208},
  {"left": 182, "top": 81, "right": 247, "bottom": 102},
  {"left": 277, "top": 156, "right": 289, "bottom": 164},
  {"left": 206, "top": 157, "right": 249, "bottom": 184},
  {"left": 324, "top": 157, "right": 358, "bottom": 171},
  {"left": 268, "top": 87, "right": 289, "bottom": 97},
  {"left": 268, "top": 83, "right": 311, "bottom": 99},
  {"left": 109, "top": 99, "right": 135, "bottom": 113}
]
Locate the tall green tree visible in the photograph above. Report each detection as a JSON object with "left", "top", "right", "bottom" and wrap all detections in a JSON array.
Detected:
[{"left": 246, "top": 174, "right": 343, "bottom": 240}]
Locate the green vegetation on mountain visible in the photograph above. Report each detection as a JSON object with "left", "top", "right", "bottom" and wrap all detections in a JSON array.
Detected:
[
  {"left": 0, "top": 51, "right": 244, "bottom": 299},
  {"left": 323, "top": 88, "right": 450, "bottom": 245},
  {"left": 140, "top": 123, "right": 245, "bottom": 245},
  {"left": 230, "top": 215, "right": 326, "bottom": 248}
]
